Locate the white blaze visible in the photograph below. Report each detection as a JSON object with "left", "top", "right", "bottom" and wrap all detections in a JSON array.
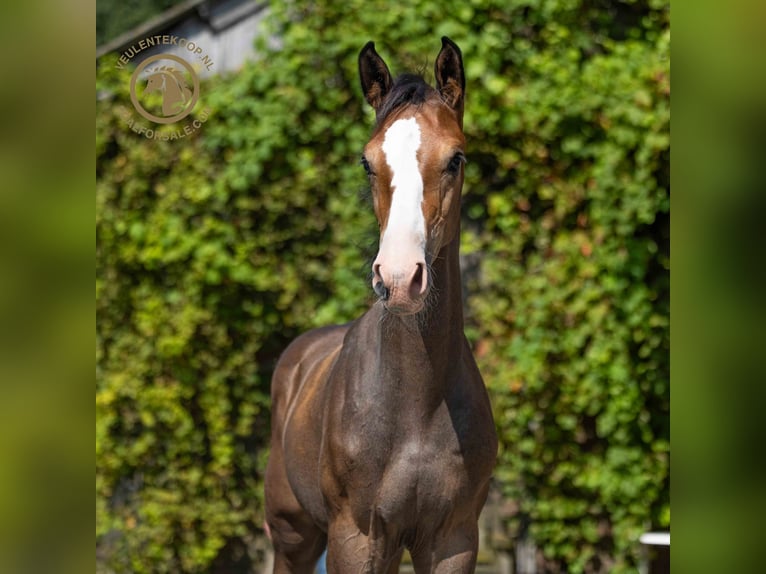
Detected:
[{"left": 380, "top": 118, "right": 425, "bottom": 257}]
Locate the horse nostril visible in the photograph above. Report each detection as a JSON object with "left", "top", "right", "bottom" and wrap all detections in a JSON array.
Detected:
[
  {"left": 413, "top": 263, "right": 423, "bottom": 284},
  {"left": 410, "top": 262, "right": 428, "bottom": 298},
  {"left": 372, "top": 262, "right": 389, "bottom": 300},
  {"left": 374, "top": 280, "right": 389, "bottom": 300}
]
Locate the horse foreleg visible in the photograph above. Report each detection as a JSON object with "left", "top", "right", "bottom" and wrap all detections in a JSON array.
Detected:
[
  {"left": 265, "top": 444, "right": 326, "bottom": 574},
  {"left": 326, "top": 510, "right": 405, "bottom": 574},
  {"left": 410, "top": 521, "right": 478, "bottom": 574}
]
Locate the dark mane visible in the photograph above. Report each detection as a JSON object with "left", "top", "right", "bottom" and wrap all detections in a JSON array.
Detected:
[{"left": 376, "top": 74, "right": 436, "bottom": 124}]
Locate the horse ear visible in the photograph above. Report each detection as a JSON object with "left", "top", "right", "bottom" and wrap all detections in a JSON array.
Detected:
[
  {"left": 434, "top": 36, "right": 465, "bottom": 117},
  {"left": 359, "top": 41, "right": 392, "bottom": 112}
]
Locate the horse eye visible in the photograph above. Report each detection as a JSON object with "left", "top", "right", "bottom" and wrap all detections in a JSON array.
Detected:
[
  {"left": 446, "top": 152, "right": 466, "bottom": 176},
  {"left": 360, "top": 156, "right": 374, "bottom": 176}
]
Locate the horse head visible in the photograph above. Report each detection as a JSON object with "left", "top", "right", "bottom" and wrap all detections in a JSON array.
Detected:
[
  {"left": 143, "top": 66, "right": 192, "bottom": 116},
  {"left": 359, "top": 38, "right": 466, "bottom": 316}
]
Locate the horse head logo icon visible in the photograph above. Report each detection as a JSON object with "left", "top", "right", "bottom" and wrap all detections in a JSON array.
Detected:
[
  {"left": 130, "top": 54, "right": 200, "bottom": 124},
  {"left": 143, "top": 66, "right": 193, "bottom": 117}
]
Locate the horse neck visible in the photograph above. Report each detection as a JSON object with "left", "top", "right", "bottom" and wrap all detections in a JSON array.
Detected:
[
  {"left": 424, "top": 233, "right": 464, "bottom": 353},
  {"left": 375, "top": 232, "right": 465, "bottom": 407}
]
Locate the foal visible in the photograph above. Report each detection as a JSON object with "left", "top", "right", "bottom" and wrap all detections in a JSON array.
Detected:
[{"left": 264, "top": 37, "right": 497, "bottom": 574}]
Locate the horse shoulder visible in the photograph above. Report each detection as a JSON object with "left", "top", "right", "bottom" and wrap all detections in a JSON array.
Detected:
[
  {"left": 270, "top": 324, "right": 346, "bottom": 412},
  {"left": 443, "top": 351, "right": 498, "bottom": 479},
  {"left": 274, "top": 325, "right": 348, "bottom": 519}
]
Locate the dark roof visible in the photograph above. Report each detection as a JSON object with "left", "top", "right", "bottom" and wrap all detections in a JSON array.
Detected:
[{"left": 96, "top": 0, "right": 265, "bottom": 60}]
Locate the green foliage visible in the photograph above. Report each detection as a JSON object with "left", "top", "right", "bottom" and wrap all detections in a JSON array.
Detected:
[
  {"left": 460, "top": 4, "right": 670, "bottom": 572},
  {"left": 96, "top": 1, "right": 669, "bottom": 572}
]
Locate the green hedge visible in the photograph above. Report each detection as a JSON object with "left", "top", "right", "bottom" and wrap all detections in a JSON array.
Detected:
[{"left": 96, "top": 1, "right": 669, "bottom": 572}]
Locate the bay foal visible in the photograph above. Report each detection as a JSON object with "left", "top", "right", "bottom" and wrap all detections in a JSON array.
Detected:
[{"left": 264, "top": 37, "right": 497, "bottom": 574}]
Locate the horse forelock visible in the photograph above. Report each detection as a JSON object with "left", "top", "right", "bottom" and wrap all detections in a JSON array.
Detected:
[{"left": 375, "top": 74, "right": 437, "bottom": 126}]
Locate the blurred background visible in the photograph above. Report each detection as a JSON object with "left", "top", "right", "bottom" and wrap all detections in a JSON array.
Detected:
[{"left": 95, "top": 1, "right": 670, "bottom": 573}]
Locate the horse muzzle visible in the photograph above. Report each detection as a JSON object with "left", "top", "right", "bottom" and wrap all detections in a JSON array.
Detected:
[{"left": 372, "top": 259, "right": 429, "bottom": 315}]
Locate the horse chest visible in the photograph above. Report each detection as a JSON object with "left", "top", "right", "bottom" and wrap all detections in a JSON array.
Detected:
[{"left": 325, "top": 406, "right": 480, "bottom": 526}]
